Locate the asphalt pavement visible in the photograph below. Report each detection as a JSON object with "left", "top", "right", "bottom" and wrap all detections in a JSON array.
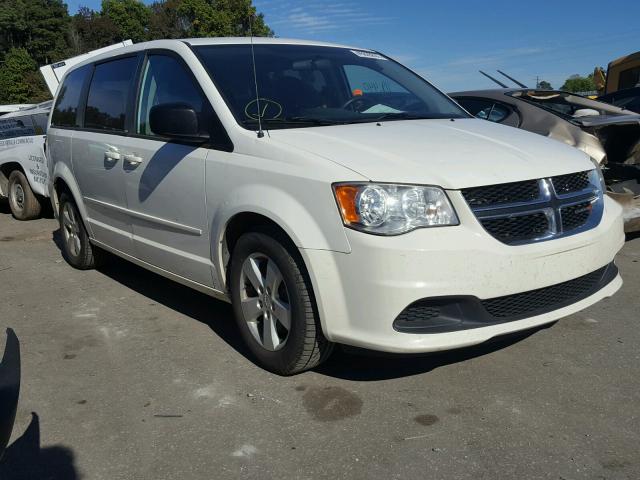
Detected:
[{"left": 1, "top": 203, "right": 639, "bottom": 480}]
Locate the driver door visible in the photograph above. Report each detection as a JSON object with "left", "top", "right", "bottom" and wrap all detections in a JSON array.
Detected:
[{"left": 121, "top": 53, "right": 215, "bottom": 287}]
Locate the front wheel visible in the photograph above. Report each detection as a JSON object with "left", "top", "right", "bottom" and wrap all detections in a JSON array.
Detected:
[
  {"left": 8, "top": 170, "right": 41, "bottom": 220},
  {"left": 229, "top": 230, "right": 333, "bottom": 375}
]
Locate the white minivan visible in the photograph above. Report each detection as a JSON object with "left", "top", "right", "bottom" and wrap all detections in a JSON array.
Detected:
[{"left": 47, "top": 38, "right": 624, "bottom": 374}]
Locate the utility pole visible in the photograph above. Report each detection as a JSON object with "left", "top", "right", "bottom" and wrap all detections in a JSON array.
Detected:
[{"left": 536, "top": 76, "right": 540, "bottom": 88}]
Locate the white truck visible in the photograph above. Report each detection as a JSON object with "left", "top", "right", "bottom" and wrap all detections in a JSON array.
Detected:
[
  {"left": 0, "top": 41, "right": 132, "bottom": 220},
  {"left": 0, "top": 102, "right": 50, "bottom": 219}
]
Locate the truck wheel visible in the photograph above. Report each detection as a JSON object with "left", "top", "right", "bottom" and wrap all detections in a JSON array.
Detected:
[
  {"left": 58, "top": 193, "right": 104, "bottom": 270},
  {"left": 8, "top": 170, "right": 41, "bottom": 220},
  {"left": 229, "top": 230, "right": 334, "bottom": 375}
]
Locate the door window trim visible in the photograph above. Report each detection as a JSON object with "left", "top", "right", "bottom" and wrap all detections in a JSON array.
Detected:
[{"left": 129, "top": 48, "right": 233, "bottom": 152}]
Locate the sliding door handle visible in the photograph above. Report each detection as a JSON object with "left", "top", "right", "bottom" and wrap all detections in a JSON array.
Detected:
[
  {"left": 104, "top": 150, "right": 121, "bottom": 161},
  {"left": 123, "top": 154, "right": 143, "bottom": 166}
]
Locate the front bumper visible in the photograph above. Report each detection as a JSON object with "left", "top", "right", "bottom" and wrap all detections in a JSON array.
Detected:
[{"left": 301, "top": 195, "right": 625, "bottom": 353}]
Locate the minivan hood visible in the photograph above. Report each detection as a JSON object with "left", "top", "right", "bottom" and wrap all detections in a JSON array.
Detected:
[{"left": 268, "top": 118, "right": 594, "bottom": 189}]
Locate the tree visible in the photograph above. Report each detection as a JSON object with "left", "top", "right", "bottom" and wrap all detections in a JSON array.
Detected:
[
  {"left": 0, "top": 0, "right": 71, "bottom": 65},
  {"left": 561, "top": 74, "right": 597, "bottom": 93},
  {"left": 167, "top": 0, "right": 272, "bottom": 38},
  {"left": 0, "top": 0, "right": 273, "bottom": 104},
  {"left": 69, "top": 7, "right": 120, "bottom": 54},
  {"left": 537, "top": 80, "right": 552, "bottom": 90},
  {"left": 0, "top": 48, "right": 49, "bottom": 103},
  {"left": 102, "top": 0, "right": 151, "bottom": 43}
]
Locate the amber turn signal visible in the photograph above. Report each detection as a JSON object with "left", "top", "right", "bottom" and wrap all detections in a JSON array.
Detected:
[{"left": 333, "top": 185, "right": 360, "bottom": 224}]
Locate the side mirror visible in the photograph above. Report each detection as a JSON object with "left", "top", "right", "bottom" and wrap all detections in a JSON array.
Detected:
[{"left": 149, "top": 103, "right": 206, "bottom": 142}]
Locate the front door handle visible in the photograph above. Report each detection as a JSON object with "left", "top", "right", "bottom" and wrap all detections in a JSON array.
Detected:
[
  {"left": 104, "top": 150, "right": 121, "bottom": 161},
  {"left": 123, "top": 154, "right": 143, "bottom": 166}
]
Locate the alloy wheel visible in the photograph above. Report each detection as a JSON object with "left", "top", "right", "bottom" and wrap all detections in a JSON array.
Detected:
[
  {"left": 239, "top": 253, "right": 292, "bottom": 351},
  {"left": 62, "top": 203, "right": 81, "bottom": 258}
]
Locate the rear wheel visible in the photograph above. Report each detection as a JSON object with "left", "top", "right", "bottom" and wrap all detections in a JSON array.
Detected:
[
  {"left": 229, "top": 230, "right": 333, "bottom": 375},
  {"left": 59, "top": 193, "right": 104, "bottom": 270},
  {"left": 8, "top": 170, "right": 41, "bottom": 220}
]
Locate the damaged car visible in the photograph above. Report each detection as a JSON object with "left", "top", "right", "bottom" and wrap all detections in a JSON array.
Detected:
[{"left": 450, "top": 88, "right": 640, "bottom": 231}]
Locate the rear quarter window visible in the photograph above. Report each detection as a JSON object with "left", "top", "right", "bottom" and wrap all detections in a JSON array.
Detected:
[{"left": 51, "top": 65, "right": 91, "bottom": 128}]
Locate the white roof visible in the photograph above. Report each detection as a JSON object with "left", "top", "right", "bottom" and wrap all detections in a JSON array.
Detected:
[
  {"left": 59, "top": 37, "right": 375, "bottom": 84},
  {"left": 1, "top": 101, "right": 52, "bottom": 118},
  {"left": 0, "top": 104, "right": 35, "bottom": 115},
  {"left": 183, "top": 37, "right": 365, "bottom": 50}
]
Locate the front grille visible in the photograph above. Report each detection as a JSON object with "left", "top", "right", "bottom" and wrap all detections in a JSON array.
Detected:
[
  {"left": 561, "top": 201, "right": 593, "bottom": 232},
  {"left": 461, "top": 170, "right": 602, "bottom": 245},
  {"left": 552, "top": 171, "right": 590, "bottom": 195},
  {"left": 462, "top": 179, "right": 539, "bottom": 207},
  {"left": 482, "top": 212, "right": 549, "bottom": 242},
  {"left": 482, "top": 265, "right": 608, "bottom": 319}
]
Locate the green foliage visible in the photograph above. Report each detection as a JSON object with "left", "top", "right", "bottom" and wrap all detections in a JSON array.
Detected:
[
  {"left": 0, "top": 0, "right": 273, "bottom": 104},
  {"left": 102, "top": 0, "right": 151, "bottom": 42},
  {"left": 0, "top": 0, "right": 71, "bottom": 64},
  {"left": 561, "top": 74, "right": 597, "bottom": 93},
  {"left": 537, "top": 80, "right": 552, "bottom": 90},
  {"left": 0, "top": 48, "right": 49, "bottom": 103}
]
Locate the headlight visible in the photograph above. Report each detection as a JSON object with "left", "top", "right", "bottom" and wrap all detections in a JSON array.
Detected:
[
  {"left": 333, "top": 183, "right": 459, "bottom": 235},
  {"left": 588, "top": 157, "right": 607, "bottom": 193}
]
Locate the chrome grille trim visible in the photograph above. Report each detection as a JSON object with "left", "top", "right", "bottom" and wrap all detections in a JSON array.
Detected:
[{"left": 462, "top": 170, "right": 603, "bottom": 245}]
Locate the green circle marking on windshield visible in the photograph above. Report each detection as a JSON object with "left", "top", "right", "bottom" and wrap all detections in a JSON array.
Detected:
[{"left": 244, "top": 98, "right": 283, "bottom": 120}]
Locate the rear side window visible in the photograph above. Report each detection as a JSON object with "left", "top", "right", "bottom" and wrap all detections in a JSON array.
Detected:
[
  {"left": 0, "top": 116, "right": 35, "bottom": 139},
  {"left": 85, "top": 57, "right": 138, "bottom": 132},
  {"left": 456, "top": 97, "right": 510, "bottom": 123},
  {"left": 51, "top": 65, "right": 90, "bottom": 128},
  {"left": 619, "top": 66, "right": 640, "bottom": 90}
]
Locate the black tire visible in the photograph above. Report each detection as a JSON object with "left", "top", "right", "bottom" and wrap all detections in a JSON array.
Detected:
[
  {"left": 229, "top": 229, "right": 334, "bottom": 375},
  {"left": 58, "top": 192, "right": 105, "bottom": 270},
  {"left": 8, "top": 170, "right": 41, "bottom": 220}
]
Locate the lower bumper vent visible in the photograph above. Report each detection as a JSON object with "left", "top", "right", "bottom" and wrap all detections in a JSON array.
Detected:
[{"left": 393, "top": 263, "right": 617, "bottom": 333}]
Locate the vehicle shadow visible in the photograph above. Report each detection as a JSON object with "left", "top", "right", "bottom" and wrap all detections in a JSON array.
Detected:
[
  {"left": 0, "top": 413, "right": 79, "bottom": 480},
  {"left": 87, "top": 250, "right": 551, "bottom": 380},
  {"left": 316, "top": 324, "right": 553, "bottom": 381},
  {"left": 0, "top": 199, "right": 10, "bottom": 215},
  {"left": 95, "top": 254, "right": 251, "bottom": 358}
]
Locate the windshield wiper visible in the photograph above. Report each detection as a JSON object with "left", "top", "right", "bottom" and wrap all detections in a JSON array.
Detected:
[
  {"left": 243, "top": 117, "right": 340, "bottom": 128},
  {"left": 371, "top": 112, "right": 443, "bottom": 122}
]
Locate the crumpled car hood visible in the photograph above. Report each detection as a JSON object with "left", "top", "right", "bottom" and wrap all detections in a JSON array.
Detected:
[
  {"left": 269, "top": 118, "right": 594, "bottom": 189},
  {"left": 573, "top": 113, "right": 640, "bottom": 128}
]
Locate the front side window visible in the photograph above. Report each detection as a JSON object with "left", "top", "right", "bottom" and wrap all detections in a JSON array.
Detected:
[
  {"left": 194, "top": 44, "right": 468, "bottom": 129},
  {"left": 85, "top": 57, "right": 138, "bottom": 131},
  {"left": 51, "top": 65, "right": 90, "bottom": 128},
  {"left": 136, "top": 54, "right": 209, "bottom": 136}
]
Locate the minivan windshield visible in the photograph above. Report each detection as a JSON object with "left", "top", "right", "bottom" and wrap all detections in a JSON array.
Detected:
[{"left": 194, "top": 44, "right": 469, "bottom": 129}]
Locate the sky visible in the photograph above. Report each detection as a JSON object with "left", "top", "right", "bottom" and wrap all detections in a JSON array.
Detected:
[{"left": 67, "top": 0, "right": 640, "bottom": 92}]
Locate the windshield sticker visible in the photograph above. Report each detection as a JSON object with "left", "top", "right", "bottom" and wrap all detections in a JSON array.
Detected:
[
  {"left": 362, "top": 105, "right": 404, "bottom": 114},
  {"left": 350, "top": 50, "right": 386, "bottom": 61}
]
